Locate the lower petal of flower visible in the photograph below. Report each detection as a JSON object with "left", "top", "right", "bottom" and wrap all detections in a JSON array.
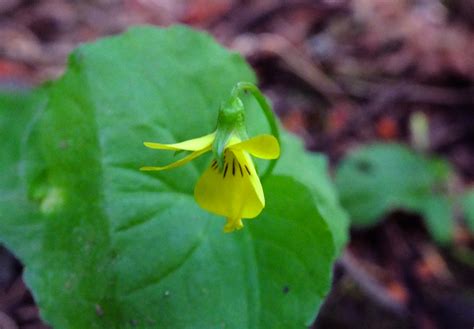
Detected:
[
  {"left": 224, "top": 217, "right": 244, "bottom": 233},
  {"left": 194, "top": 149, "right": 264, "bottom": 229}
]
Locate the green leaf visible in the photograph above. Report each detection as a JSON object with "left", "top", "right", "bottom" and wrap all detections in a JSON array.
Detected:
[
  {"left": 0, "top": 26, "right": 342, "bottom": 328},
  {"left": 422, "top": 196, "right": 454, "bottom": 245},
  {"left": 275, "top": 132, "right": 349, "bottom": 255},
  {"left": 461, "top": 189, "right": 474, "bottom": 233},
  {"left": 0, "top": 90, "right": 47, "bottom": 260},
  {"left": 335, "top": 143, "right": 453, "bottom": 243},
  {"left": 0, "top": 91, "right": 44, "bottom": 192}
]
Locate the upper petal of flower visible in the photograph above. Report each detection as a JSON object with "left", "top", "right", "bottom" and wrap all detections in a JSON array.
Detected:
[
  {"left": 140, "top": 147, "right": 211, "bottom": 171},
  {"left": 144, "top": 132, "right": 216, "bottom": 151},
  {"left": 229, "top": 134, "right": 280, "bottom": 159},
  {"left": 194, "top": 148, "right": 264, "bottom": 228}
]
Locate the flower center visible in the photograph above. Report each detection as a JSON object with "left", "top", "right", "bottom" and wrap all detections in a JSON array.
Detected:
[{"left": 210, "top": 151, "right": 251, "bottom": 179}]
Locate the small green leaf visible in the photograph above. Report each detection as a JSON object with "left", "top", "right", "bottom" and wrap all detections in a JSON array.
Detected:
[
  {"left": 422, "top": 196, "right": 453, "bottom": 245},
  {"left": 335, "top": 143, "right": 453, "bottom": 243}
]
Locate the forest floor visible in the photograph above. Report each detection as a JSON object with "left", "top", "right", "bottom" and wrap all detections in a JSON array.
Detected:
[{"left": 1, "top": 1, "right": 473, "bottom": 328}]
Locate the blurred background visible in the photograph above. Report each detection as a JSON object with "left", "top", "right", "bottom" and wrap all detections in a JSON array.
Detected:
[{"left": 0, "top": 0, "right": 473, "bottom": 328}]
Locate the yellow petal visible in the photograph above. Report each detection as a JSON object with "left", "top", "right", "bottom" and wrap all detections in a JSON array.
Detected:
[
  {"left": 140, "top": 147, "right": 210, "bottom": 171},
  {"left": 230, "top": 134, "right": 280, "bottom": 159},
  {"left": 194, "top": 149, "right": 264, "bottom": 226},
  {"left": 144, "top": 132, "right": 215, "bottom": 151}
]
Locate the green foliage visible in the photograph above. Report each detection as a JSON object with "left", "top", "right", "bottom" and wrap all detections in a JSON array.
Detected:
[
  {"left": 462, "top": 189, "right": 474, "bottom": 233},
  {"left": 335, "top": 143, "right": 454, "bottom": 244},
  {"left": 276, "top": 132, "right": 349, "bottom": 255},
  {"left": 0, "top": 26, "right": 348, "bottom": 328},
  {"left": 0, "top": 90, "right": 47, "bottom": 259}
]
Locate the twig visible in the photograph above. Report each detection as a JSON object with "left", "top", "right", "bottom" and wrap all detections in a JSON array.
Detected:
[
  {"left": 0, "top": 311, "right": 18, "bottom": 329},
  {"left": 221, "top": 0, "right": 349, "bottom": 32},
  {"left": 338, "top": 250, "right": 408, "bottom": 316},
  {"left": 232, "top": 33, "right": 344, "bottom": 103},
  {"left": 210, "top": 0, "right": 348, "bottom": 35},
  {"left": 337, "top": 76, "right": 474, "bottom": 106}
]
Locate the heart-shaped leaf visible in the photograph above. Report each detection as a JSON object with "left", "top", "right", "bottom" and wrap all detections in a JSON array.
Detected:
[{"left": 0, "top": 26, "right": 346, "bottom": 328}]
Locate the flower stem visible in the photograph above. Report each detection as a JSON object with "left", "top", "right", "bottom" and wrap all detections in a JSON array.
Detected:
[{"left": 232, "top": 82, "right": 280, "bottom": 180}]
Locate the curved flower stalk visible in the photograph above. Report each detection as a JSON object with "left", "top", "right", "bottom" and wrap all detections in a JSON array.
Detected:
[{"left": 141, "top": 83, "right": 280, "bottom": 232}]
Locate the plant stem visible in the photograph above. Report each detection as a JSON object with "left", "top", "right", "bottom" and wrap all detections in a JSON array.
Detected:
[{"left": 232, "top": 82, "right": 280, "bottom": 180}]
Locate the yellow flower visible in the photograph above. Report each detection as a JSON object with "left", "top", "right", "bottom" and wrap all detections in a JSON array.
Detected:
[{"left": 140, "top": 132, "right": 280, "bottom": 232}]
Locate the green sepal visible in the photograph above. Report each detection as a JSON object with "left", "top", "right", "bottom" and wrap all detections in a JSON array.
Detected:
[{"left": 213, "top": 96, "right": 247, "bottom": 170}]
